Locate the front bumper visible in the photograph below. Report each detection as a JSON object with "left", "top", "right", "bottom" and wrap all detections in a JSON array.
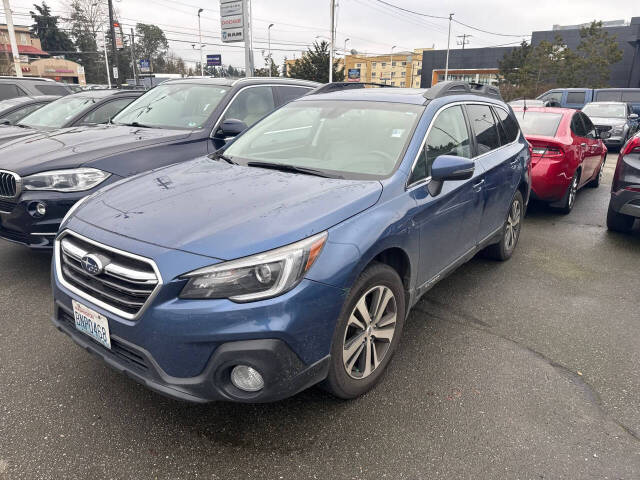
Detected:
[
  {"left": 609, "top": 189, "right": 640, "bottom": 218},
  {"left": 603, "top": 135, "right": 625, "bottom": 148}
]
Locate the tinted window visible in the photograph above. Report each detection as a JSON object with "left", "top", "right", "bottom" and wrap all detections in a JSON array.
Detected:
[
  {"left": 274, "top": 86, "right": 312, "bottom": 105},
  {"left": 621, "top": 91, "right": 640, "bottom": 102},
  {"left": 467, "top": 104, "right": 501, "bottom": 154},
  {"left": 494, "top": 107, "right": 520, "bottom": 143},
  {"left": 0, "top": 84, "right": 23, "bottom": 100},
  {"left": 580, "top": 113, "right": 597, "bottom": 138},
  {"left": 77, "top": 98, "right": 136, "bottom": 125},
  {"left": 570, "top": 113, "right": 587, "bottom": 137},
  {"left": 595, "top": 91, "right": 622, "bottom": 102},
  {"left": 113, "top": 83, "right": 230, "bottom": 129},
  {"left": 566, "top": 91, "right": 586, "bottom": 104},
  {"left": 222, "top": 86, "right": 275, "bottom": 129},
  {"left": 409, "top": 105, "right": 471, "bottom": 184},
  {"left": 0, "top": 103, "right": 44, "bottom": 125},
  {"left": 514, "top": 111, "right": 562, "bottom": 137},
  {"left": 540, "top": 91, "right": 562, "bottom": 103},
  {"left": 35, "top": 84, "right": 70, "bottom": 96}
]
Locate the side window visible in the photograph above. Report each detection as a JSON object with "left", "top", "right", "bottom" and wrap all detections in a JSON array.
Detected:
[
  {"left": 621, "top": 91, "right": 640, "bottom": 102},
  {"left": 35, "top": 84, "right": 71, "bottom": 96},
  {"left": 0, "top": 84, "right": 23, "bottom": 101},
  {"left": 580, "top": 113, "right": 596, "bottom": 139},
  {"left": 467, "top": 104, "right": 501, "bottom": 155},
  {"left": 494, "top": 107, "right": 520, "bottom": 143},
  {"left": 409, "top": 105, "right": 471, "bottom": 184},
  {"left": 1, "top": 103, "right": 44, "bottom": 124},
  {"left": 570, "top": 113, "right": 587, "bottom": 137},
  {"left": 566, "top": 91, "right": 586, "bottom": 104},
  {"left": 273, "top": 86, "right": 312, "bottom": 106},
  {"left": 595, "top": 90, "right": 621, "bottom": 102},
  {"left": 77, "top": 98, "right": 135, "bottom": 125},
  {"left": 540, "top": 91, "right": 562, "bottom": 103},
  {"left": 222, "top": 86, "right": 276, "bottom": 128}
]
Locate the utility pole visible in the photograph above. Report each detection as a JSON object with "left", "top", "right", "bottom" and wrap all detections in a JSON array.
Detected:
[
  {"left": 268, "top": 23, "right": 274, "bottom": 75},
  {"left": 243, "top": 0, "right": 253, "bottom": 76},
  {"left": 107, "top": 0, "right": 120, "bottom": 87},
  {"left": 197, "top": 8, "right": 204, "bottom": 76},
  {"left": 444, "top": 13, "right": 454, "bottom": 82},
  {"left": 102, "top": 26, "right": 111, "bottom": 88},
  {"left": 329, "top": 0, "right": 335, "bottom": 83},
  {"left": 129, "top": 28, "right": 138, "bottom": 86},
  {"left": 2, "top": 0, "right": 22, "bottom": 77},
  {"left": 456, "top": 33, "right": 471, "bottom": 50}
]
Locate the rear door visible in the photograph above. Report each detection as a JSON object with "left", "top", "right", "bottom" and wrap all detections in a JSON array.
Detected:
[
  {"left": 579, "top": 112, "right": 604, "bottom": 179},
  {"left": 468, "top": 103, "right": 517, "bottom": 242},
  {"left": 569, "top": 112, "right": 593, "bottom": 186},
  {"left": 565, "top": 90, "right": 588, "bottom": 109}
]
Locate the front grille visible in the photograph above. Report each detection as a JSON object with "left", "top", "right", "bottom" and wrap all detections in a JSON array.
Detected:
[
  {"left": 0, "top": 199, "right": 16, "bottom": 213},
  {"left": 59, "top": 310, "right": 150, "bottom": 372},
  {"left": 0, "top": 171, "right": 20, "bottom": 198},
  {"left": 595, "top": 125, "right": 612, "bottom": 133},
  {"left": 58, "top": 231, "right": 160, "bottom": 319}
]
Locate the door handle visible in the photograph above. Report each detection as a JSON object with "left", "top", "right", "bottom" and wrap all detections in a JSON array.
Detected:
[{"left": 472, "top": 179, "right": 485, "bottom": 192}]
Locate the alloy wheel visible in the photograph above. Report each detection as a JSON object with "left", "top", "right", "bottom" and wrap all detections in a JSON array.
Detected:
[
  {"left": 568, "top": 175, "right": 578, "bottom": 209},
  {"left": 342, "top": 285, "right": 397, "bottom": 379},
  {"left": 598, "top": 161, "right": 604, "bottom": 184},
  {"left": 505, "top": 198, "right": 522, "bottom": 252}
]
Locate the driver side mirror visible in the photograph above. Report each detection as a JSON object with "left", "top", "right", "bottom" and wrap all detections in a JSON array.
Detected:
[
  {"left": 217, "top": 118, "right": 248, "bottom": 139},
  {"left": 630, "top": 113, "right": 639, "bottom": 120},
  {"left": 428, "top": 155, "right": 475, "bottom": 197},
  {"left": 0, "top": 119, "right": 10, "bottom": 126}
]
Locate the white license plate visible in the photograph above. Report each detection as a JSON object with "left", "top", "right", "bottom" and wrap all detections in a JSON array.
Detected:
[{"left": 72, "top": 300, "right": 111, "bottom": 350}]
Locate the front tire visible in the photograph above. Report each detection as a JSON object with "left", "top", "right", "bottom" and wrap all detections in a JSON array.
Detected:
[
  {"left": 322, "top": 263, "right": 406, "bottom": 399},
  {"left": 484, "top": 190, "right": 524, "bottom": 261},
  {"left": 606, "top": 204, "right": 635, "bottom": 233}
]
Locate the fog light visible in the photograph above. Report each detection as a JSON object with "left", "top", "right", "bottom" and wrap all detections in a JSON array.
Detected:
[
  {"left": 230, "top": 365, "right": 264, "bottom": 392},
  {"left": 36, "top": 202, "right": 47, "bottom": 216}
]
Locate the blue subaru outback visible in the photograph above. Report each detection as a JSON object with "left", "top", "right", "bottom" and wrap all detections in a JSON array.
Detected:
[{"left": 51, "top": 82, "right": 531, "bottom": 402}]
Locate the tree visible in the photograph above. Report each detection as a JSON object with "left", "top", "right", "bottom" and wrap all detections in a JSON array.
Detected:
[
  {"left": 30, "top": 2, "right": 75, "bottom": 54},
  {"left": 255, "top": 57, "right": 279, "bottom": 77},
  {"left": 67, "top": 0, "right": 104, "bottom": 83},
  {"left": 135, "top": 23, "right": 169, "bottom": 72},
  {"left": 287, "top": 41, "right": 344, "bottom": 83},
  {"left": 570, "top": 21, "right": 623, "bottom": 88}
]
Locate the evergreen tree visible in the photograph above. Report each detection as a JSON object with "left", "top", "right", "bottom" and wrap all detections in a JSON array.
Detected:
[
  {"left": 287, "top": 41, "right": 344, "bottom": 83},
  {"left": 30, "top": 2, "right": 75, "bottom": 54}
]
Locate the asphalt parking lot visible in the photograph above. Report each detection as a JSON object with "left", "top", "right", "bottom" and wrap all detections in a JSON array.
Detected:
[{"left": 0, "top": 153, "right": 638, "bottom": 480}]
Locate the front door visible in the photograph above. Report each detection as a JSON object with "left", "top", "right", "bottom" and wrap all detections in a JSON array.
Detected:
[{"left": 407, "top": 104, "right": 485, "bottom": 288}]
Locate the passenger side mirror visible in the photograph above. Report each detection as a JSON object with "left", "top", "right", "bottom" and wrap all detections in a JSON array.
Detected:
[
  {"left": 0, "top": 119, "right": 9, "bottom": 125},
  {"left": 630, "top": 113, "right": 639, "bottom": 120},
  {"left": 428, "top": 155, "right": 475, "bottom": 197},
  {"left": 217, "top": 118, "right": 248, "bottom": 139}
]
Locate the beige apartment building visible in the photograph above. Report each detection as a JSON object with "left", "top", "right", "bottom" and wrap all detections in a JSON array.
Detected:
[{"left": 344, "top": 48, "right": 430, "bottom": 88}]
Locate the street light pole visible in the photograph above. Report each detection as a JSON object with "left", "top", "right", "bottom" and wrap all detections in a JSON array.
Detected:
[
  {"left": 329, "top": 0, "right": 335, "bottom": 83},
  {"left": 344, "top": 38, "right": 350, "bottom": 54},
  {"left": 444, "top": 13, "right": 454, "bottom": 82},
  {"left": 129, "top": 28, "right": 138, "bottom": 86},
  {"left": 2, "top": 0, "right": 22, "bottom": 77},
  {"left": 390, "top": 45, "right": 396, "bottom": 85},
  {"left": 198, "top": 8, "right": 204, "bottom": 76},
  {"left": 268, "top": 23, "right": 274, "bottom": 75}
]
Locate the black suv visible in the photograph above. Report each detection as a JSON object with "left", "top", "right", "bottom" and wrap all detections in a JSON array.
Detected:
[
  {"left": 0, "top": 77, "right": 319, "bottom": 249},
  {"left": 0, "top": 77, "right": 72, "bottom": 100},
  {"left": 0, "top": 89, "right": 143, "bottom": 145},
  {"left": 0, "top": 95, "right": 59, "bottom": 125},
  {"left": 607, "top": 132, "right": 640, "bottom": 232}
]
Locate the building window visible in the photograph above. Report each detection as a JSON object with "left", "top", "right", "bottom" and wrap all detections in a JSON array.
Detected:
[
  {"left": 371, "top": 71, "right": 376, "bottom": 76},
  {"left": 372, "top": 62, "right": 377, "bottom": 67},
  {"left": 400, "top": 81, "right": 406, "bottom": 87},
  {"left": 381, "top": 62, "right": 387, "bottom": 67},
  {"left": 392, "top": 61, "right": 396, "bottom": 67},
  {"left": 391, "top": 81, "right": 395, "bottom": 86},
  {"left": 401, "top": 71, "right": 406, "bottom": 76},
  {"left": 401, "top": 61, "right": 407, "bottom": 66},
  {"left": 391, "top": 71, "right": 395, "bottom": 77}
]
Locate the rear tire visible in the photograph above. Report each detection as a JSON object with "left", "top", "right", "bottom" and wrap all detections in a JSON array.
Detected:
[
  {"left": 484, "top": 190, "right": 524, "bottom": 261},
  {"left": 321, "top": 262, "right": 406, "bottom": 399},
  {"left": 557, "top": 170, "right": 579, "bottom": 214},
  {"left": 606, "top": 204, "right": 635, "bottom": 233},
  {"left": 589, "top": 158, "right": 605, "bottom": 188}
]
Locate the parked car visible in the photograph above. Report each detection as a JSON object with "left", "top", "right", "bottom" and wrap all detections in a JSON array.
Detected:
[
  {"left": 536, "top": 88, "right": 640, "bottom": 114},
  {"left": 0, "top": 77, "right": 319, "bottom": 248},
  {"left": 582, "top": 101, "right": 639, "bottom": 149},
  {"left": 513, "top": 106, "right": 607, "bottom": 213},
  {"left": 0, "top": 89, "right": 142, "bottom": 145},
  {"left": 508, "top": 99, "right": 545, "bottom": 107},
  {"left": 50, "top": 81, "right": 531, "bottom": 403},
  {"left": 606, "top": 132, "right": 640, "bottom": 232},
  {"left": 0, "top": 95, "right": 59, "bottom": 125},
  {"left": 0, "top": 76, "right": 72, "bottom": 100}
]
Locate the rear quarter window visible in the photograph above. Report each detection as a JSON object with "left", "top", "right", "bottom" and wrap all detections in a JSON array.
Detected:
[
  {"left": 595, "top": 91, "right": 622, "bottom": 102},
  {"left": 35, "top": 84, "right": 71, "bottom": 96},
  {"left": 494, "top": 107, "right": 520, "bottom": 143},
  {"left": 621, "top": 91, "right": 640, "bottom": 102},
  {"left": 0, "top": 84, "right": 24, "bottom": 100}
]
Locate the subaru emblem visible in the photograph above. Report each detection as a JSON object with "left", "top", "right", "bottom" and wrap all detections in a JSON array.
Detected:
[{"left": 81, "top": 254, "right": 103, "bottom": 275}]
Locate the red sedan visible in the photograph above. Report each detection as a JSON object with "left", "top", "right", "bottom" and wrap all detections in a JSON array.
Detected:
[{"left": 513, "top": 107, "right": 608, "bottom": 213}]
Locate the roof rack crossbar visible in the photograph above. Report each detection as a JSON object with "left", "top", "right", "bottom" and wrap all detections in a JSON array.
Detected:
[
  {"left": 310, "top": 81, "right": 396, "bottom": 95},
  {"left": 423, "top": 81, "right": 502, "bottom": 101}
]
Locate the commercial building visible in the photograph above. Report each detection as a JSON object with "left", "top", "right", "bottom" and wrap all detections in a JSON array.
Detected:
[
  {"left": 344, "top": 48, "right": 430, "bottom": 87},
  {"left": 419, "top": 17, "right": 640, "bottom": 89},
  {"left": 0, "top": 24, "right": 86, "bottom": 84}
]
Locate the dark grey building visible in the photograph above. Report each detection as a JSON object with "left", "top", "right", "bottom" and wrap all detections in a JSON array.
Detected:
[{"left": 420, "top": 17, "right": 640, "bottom": 88}]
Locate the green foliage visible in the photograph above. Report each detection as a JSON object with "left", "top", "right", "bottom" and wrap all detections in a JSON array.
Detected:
[
  {"left": 498, "top": 21, "right": 623, "bottom": 100},
  {"left": 135, "top": 23, "right": 169, "bottom": 72},
  {"left": 67, "top": 0, "right": 104, "bottom": 83},
  {"left": 287, "top": 41, "right": 344, "bottom": 83},
  {"left": 30, "top": 2, "right": 75, "bottom": 53},
  {"left": 255, "top": 57, "right": 279, "bottom": 77}
]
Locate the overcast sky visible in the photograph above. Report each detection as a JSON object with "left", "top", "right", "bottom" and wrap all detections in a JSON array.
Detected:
[{"left": 3, "top": 0, "right": 639, "bottom": 71}]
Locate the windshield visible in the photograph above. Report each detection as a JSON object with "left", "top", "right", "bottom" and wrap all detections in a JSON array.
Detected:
[
  {"left": 18, "top": 96, "right": 98, "bottom": 128},
  {"left": 514, "top": 111, "right": 563, "bottom": 137},
  {"left": 582, "top": 103, "right": 626, "bottom": 119},
  {"left": 224, "top": 100, "right": 424, "bottom": 179},
  {"left": 113, "top": 83, "right": 230, "bottom": 129}
]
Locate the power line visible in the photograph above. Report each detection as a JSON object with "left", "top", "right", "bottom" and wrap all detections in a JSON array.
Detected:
[{"left": 452, "top": 19, "right": 530, "bottom": 38}]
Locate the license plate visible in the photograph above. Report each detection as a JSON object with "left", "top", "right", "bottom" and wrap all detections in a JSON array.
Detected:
[{"left": 72, "top": 300, "right": 111, "bottom": 349}]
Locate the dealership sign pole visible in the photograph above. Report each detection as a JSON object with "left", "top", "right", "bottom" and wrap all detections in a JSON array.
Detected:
[
  {"left": 220, "top": 0, "right": 253, "bottom": 76},
  {"left": 2, "top": 0, "right": 22, "bottom": 77}
]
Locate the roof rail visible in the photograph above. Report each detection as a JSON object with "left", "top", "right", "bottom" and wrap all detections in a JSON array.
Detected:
[
  {"left": 310, "top": 82, "right": 396, "bottom": 95},
  {"left": 0, "top": 76, "right": 55, "bottom": 82},
  {"left": 423, "top": 81, "right": 502, "bottom": 101}
]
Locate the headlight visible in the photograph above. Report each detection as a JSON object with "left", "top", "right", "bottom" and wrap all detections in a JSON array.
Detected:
[
  {"left": 180, "top": 232, "right": 328, "bottom": 302},
  {"left": 611, "top": 125, "right": 624, "bottom": 135},
  {"left": 23, "top": 168, "right": 110, "bottom": 192}
]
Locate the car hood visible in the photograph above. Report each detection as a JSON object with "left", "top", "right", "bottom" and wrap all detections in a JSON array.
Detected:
[
  {"left": 0, "top": 125, "right": 40, "bottom": 146},
  {"left": 0, "top": 124, "right": 193, "bottom": 176},
  {"left": 74, "top": 157, "right": 383, "bottom": 260},
  {"left": 588, "top": 117, "right": 626, "bottom": 127}
]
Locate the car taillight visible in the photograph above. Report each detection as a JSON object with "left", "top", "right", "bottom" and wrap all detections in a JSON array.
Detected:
[
  {"left": 621, "top": 137, "right": 640, "bottom": 156},
  {"left": 532, "top": 146, "right": 563, "bottom": 157}
]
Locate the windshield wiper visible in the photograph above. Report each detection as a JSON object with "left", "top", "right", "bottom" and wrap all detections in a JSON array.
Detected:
[
  {"left": 247, "top": 161, "right": 338, "bottom": 178},
  {"left": 120, "top": 121, "right": 152, "bottom": 128},
  {"left": 211, "top": 151, "right": 237, "bottom": 165}
]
